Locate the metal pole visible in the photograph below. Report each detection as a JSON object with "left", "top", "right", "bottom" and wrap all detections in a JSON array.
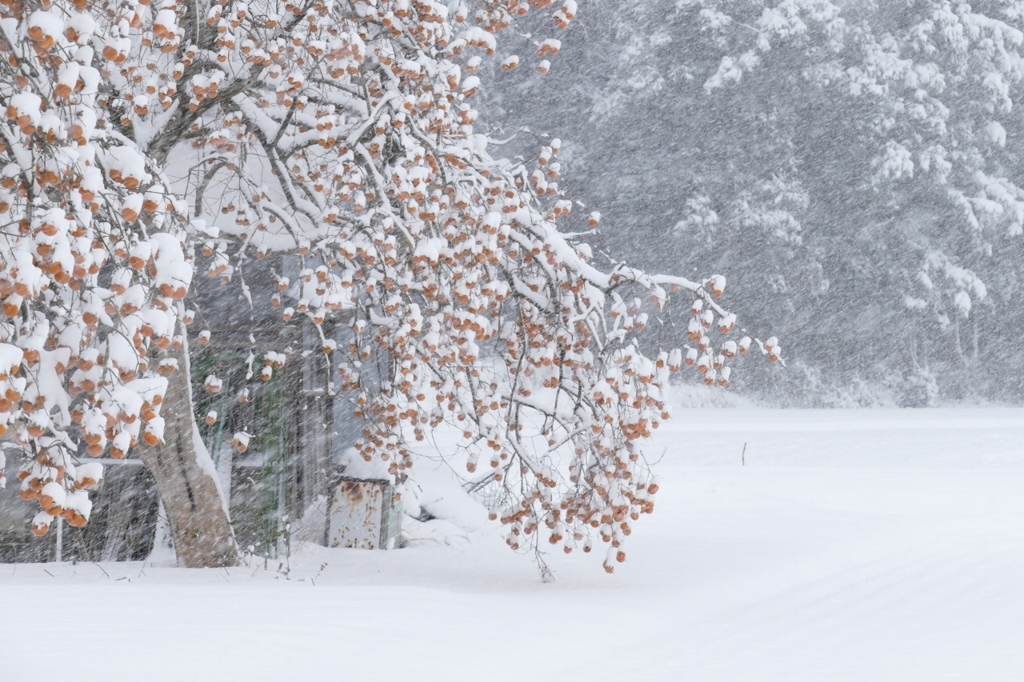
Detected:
[{"left": 55, "top": 517, "right": 63, "bottom": 562}]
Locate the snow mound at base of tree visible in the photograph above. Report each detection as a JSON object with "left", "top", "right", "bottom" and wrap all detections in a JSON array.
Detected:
[
  {"left": 401, "top": 516, "right": 472, "bottom": 548},
  {"left": 4, "top": 406, "right": 1024, "bottom": 681}
]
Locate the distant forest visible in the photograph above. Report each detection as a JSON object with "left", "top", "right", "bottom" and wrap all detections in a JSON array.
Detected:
[{"left": 483, "top": 0, "right": 1024, "bottom": 405}]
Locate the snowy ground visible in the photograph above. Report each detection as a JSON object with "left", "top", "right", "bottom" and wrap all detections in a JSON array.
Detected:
[{"left": 5, "top": 406, "right": 1024, "bottom": 681}]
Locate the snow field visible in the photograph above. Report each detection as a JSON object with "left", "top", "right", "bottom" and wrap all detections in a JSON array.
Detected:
[{"left": 4, "top": 406, "right": 1024, "bottom": 681}]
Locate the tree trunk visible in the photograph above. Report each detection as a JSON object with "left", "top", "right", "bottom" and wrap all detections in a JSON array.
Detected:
[{"left": 138, "top": 332, "right": 238, "bottom": 567}]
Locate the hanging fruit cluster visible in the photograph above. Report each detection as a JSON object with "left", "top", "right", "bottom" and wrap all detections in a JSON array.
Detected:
[{"left": 1, "top": 0, "right": 193, "bottom": 536}]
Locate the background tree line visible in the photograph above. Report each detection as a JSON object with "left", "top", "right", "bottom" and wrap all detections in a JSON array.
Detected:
[{"left": 482, "top": 0, "right": 1024, "bottom": 405}]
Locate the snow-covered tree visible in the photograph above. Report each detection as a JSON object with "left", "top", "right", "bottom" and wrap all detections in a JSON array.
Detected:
[{"left": 0, "top": 0, "right": 773, "bottom": 569}]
